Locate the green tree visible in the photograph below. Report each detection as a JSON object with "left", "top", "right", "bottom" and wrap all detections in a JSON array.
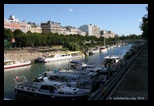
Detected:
[
  {"left": 27, "top": 31, "right": 32, "bottom": 34},
  {"left": 4, "top": 28, "right": 14, "bottom": 41},
  {"left": 67, "top": 42, "right": 80, "bottom": 51},
  {"left": 140, "top": 6, "right": 148, "bottom": 40},
  {"left": 13, "top": 29, "right": 23, "bottom": 37}
]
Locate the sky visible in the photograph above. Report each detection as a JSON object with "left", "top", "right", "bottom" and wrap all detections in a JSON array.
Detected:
[{"left": 4, "top": 4, "right": 148, "bottom": 36}]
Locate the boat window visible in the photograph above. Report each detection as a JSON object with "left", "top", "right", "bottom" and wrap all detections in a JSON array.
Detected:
[
  {"left": 49, "top": 86, "right": 54, "bottom": 93},
  {"left": 27, "top": 88, "right": 30, "bottom": 90},
  {"left": 21, "top": 87, "right": 24, "bottom": 89},
  {"left": 74, "top": 92, "right": 78, "bottom": 94},
  {"left": 54, "top": 87, "right": 58, "bottom": 90},
  {"left": 59, "top": 92, "right": 64, "bottom": 94},
  {"left": 40, "top": 85, "right": 49, "bottom": 90},
  {"left": 66, "top": 92, "right": 72, "bottom": 94},
  {"left": 31, "top": 89, "right": 35, "bottom": 91}
]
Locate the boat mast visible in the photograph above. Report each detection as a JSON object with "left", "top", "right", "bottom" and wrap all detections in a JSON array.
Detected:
[{"left": 104, "top": 37, "right": 105, "bottom": 47}]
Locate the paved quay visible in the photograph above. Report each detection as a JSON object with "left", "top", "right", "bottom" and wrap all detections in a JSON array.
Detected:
[{"left": 106, "top": 41, "right": 148, "bottom": 100}]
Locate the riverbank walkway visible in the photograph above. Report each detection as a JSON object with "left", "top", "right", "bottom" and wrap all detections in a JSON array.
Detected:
[{"left": 106, "top": 41, "right": 148, "bottom": 100}]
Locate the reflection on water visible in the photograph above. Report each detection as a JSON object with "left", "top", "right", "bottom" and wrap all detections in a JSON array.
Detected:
[{"left": 4, "top": 44, "right": 132, "bottom": 100}]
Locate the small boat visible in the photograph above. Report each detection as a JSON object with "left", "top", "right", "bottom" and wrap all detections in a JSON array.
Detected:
[
  {"left": 4, "top": 57, "right": 31, "bottom": 69},
  {"left": 97, "top": 54, "right": 124, "bottom": 74},
  {"left": 14, "top": 76, "right": 91, "bottom": 100},
  {"left": 38, "top": 68, "right": 107, "bottom": 92},
  {"left": 99, "top": 47, "right": 107, "bottom": 52},
  {"left": 89, "top": 48, "right": 99, "bottom": 54},
  {"left": 34, "top": 57, "right": 45, "bottom": 63},
  {"left": 69, "top": 60, "right": 99, "bottom": 73},
  {"left": 103, "top": 55, "right": 123, "bottom": 66},
  {"left": 35, "top": 51, "right": 84, "bottom": 63},
  {"left": 89, "top": 51, "right": 95, "bottom": 56}
]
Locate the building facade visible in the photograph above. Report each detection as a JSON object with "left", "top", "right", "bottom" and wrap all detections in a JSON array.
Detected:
[
  {"left": 41, "top": 21, "right": 86, "bottom": 36},
  {"left": 65, "top": 26, "right": 86, "bottom": 36},
  {"left": 79, "top": 24, "right": 100, "bottom": 38},
  {"left": 4, "top": 15, "right": 26, "bottom": 32},
  {"left": 41, "top": 21, "right": 67, "bottom": 34},
  {"left": 26, "top": 22, "right": 42, "bottom": 33},
  {"left": 100, "top": 30, "right": 115, "bottom": 38}
]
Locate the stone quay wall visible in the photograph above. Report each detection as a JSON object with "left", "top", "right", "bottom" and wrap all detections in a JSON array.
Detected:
[{"left": 4, "top": 51, "right": 43, "bottom": 63}]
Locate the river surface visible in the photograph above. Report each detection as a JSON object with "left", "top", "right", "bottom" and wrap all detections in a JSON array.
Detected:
[{"left": 4, "top": 44, "right": 132, "bottom": 100}]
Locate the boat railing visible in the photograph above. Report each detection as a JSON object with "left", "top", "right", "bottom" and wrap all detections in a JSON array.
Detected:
[{"left": 14, "top": 76, "right": 27, "bottom": 84}]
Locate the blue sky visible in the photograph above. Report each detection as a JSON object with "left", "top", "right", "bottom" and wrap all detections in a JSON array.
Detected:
[{"left": 4, "top": 4, "right": 148, "bottom": 36}]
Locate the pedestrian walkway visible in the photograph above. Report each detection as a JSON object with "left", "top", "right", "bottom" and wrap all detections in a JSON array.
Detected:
[{"left": 106, "top": 41, "right": 148, "bottom": 100}]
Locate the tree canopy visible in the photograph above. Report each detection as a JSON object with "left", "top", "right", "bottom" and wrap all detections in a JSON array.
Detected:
[{"left": 140, "top": 6, "right": 148, "bottom": 40}]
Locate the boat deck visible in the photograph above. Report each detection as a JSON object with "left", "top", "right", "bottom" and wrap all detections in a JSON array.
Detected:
[{"left": 18, "top": 81, "right": 38, "bottom": 89}]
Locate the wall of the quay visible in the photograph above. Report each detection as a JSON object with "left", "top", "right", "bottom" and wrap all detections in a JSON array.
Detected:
[{"left": 4, "top": 51, "right": 43, "bottom": 63}]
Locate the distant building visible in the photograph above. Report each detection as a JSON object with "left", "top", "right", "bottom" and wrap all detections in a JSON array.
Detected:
[
  {"left": 41, "top": 21, "right": 67, "bottom": 34},
  {"left": 100, "top": 30, "right": 114, "bottom": 38},
  {"left": 4, "top": 15, "right": 42, "bottom": 33},
  {"left": 26, "top": 22, "right": 42, "bottom": 33},
  {"left": 65, "top": 26, "right": 86, "bottom": 36},
  {"left": 79, "top": 24, "right": 100, "bottom": 38},
  {"left": 4, "top": 15, "right": 26, "bottom": 32},
  {"left": 41, "top": 21, "right": 86, "bottom": 36}
]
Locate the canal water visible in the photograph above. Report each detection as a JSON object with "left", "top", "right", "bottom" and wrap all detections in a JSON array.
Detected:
[{"left": 4, "top": 44, "right": 132, "bottom": 100}]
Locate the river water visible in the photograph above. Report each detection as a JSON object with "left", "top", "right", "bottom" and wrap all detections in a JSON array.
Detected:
[{"left": 4, "top": 44, "right": 132, "bottom": 100}]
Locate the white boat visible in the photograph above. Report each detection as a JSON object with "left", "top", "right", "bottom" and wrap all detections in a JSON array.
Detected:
[
  {"left": 38, "top": 68, "right": 107, "bottom": 91},
  {"left": 4, "top": 57, "right": 31, "bottom": 69},
  {"left": 89, "top": 48, "right": 100, "bottom": 54},
  {"left": 104, "top": 55, "right": 123, "bottom": 65},
  {"left": 99, "top": 47, "right": 107, "bottom": 52},
  {"left": 100, "top": 37, "right": 108, "bottom": 52},
  {"left": 14, "top": 76, "right": 91, "bottom": 100},
  {"left": 69, "top": 60, "right": 98, "bottom": 73},
  {"left": 102, "top": 55, "right": 124, "bottom": 70},
  {"left": 93, "top": 54, "right": 124, "bottom": 75},
  {"left": 35, "top": 51, "right": 84, "bottom": 63}
]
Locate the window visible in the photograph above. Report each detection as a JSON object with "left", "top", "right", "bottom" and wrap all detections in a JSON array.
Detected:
[
  {"left": 40, "top": 85, "right": 49, "bottom": 90},
  {"left": 49, "top": 86, "right": 54, "bottom": 93},
  {"left": 59, "top": 92, "right": 64, "bottom": 94}
]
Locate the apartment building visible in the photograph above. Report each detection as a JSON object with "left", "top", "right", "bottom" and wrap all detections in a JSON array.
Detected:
[
  {"left": 41, "top": 21, "right": 67, "bottom": 34},
  {"left": 26, "top": 22, "right": 42, "bottom": 33},
  {"left": 4, "top": 15, "right": 26, "bottom": 32},
  {"left": 65, "top": 26, "right": 86, "bottom": 36},
  {"left": 100, "top": 30, "right": 115, "bottom": 38},
  {"left": 79, "top": 24, "right": 100, "bottom": 38}
]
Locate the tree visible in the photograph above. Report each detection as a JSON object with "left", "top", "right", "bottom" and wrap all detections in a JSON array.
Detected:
[
  {"left": 140, "top": 6, "right": 148, "bottom": 40},
  {"left": 13, "top": 29, "right": 23, "bottom": 37},
  {"left": 4, "top": 28, "right": 14, "bottom": 40},
  {"left": 27, "top": 31, "right": 32, "bottom": 34}
]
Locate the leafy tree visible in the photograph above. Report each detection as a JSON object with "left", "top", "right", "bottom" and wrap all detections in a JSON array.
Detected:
[
  {"left": 67, "top": 42, "right": 80, "bottom": 51},
  {"left": 35, "top": 34, "right": 42, "bottom": 46},
  {"left": 4, "top": 28, "right": 14, "bottom": 40},
  {"left": 140, "top": 6, "right": 148, "bottom": 40},
  {"left": 13, "top": 29, "right": 23, "bottom": 37},
  {"left": 27, "top": 31, "right": 32, "bottom": 34}
]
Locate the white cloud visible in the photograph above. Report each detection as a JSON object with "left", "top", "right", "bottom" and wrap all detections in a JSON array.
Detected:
[{"left": 69, "top": 8, "right": 73, "bottom": 12}]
